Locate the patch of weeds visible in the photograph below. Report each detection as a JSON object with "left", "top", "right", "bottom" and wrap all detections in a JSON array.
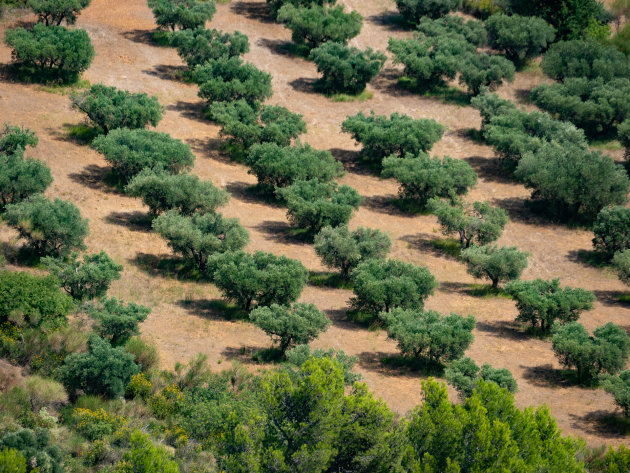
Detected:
[
  {"left": 65, "top": 124, "right": 103, "bottom": 145},
  {"left": 398, "top": 77, "right": 471, "bottom": 106},
  {"left": 429, "top": 238, "right": 461, "bottom": 258},
  {"left": 219, "top": 141, "right": 248, "bottom": 163},
  {"left": 519, "top": 60, "right": 542, "bottom": 75},
  {"left": 392, "top": 198, "right": 432, "bottom": 215},
  {"left": 466, "top": 284, "right": 512, "bottom": 299},
  {"left": 465, "top": 128, "right": 484, "bottom": 143},
  {"left": 204, "top": 300, "right": 249, "bottom": 321},
  {"left": 253, "top": 347, "right": 284, "bottom": 363},
  {"left": 308, "top": 272, "right": 353, "bottom": 289},
  {"left": 151, "top": 30, "right": 172, "bottom": 47},
  {"left": 331, "top": 90, "right": 373, "bottom": 102},
  {"left": 346, "top": 309, "right": 381, "bottom": 327},
  {"left": 37, "top": 77, "right": 90, "bottom": 95},
  {"left": 245, "top": 183, "right": 282, "bottom": 206},
  {"left": 381, "top": 355, "right": 445, "bottom": 375},
  {"left": 617, "top": 293, "right": 630, "bottom": 304},
  {"left": 589, "top": 138, "right": 622, "bottom": 151},
  {"left": 287, "top": 227, "right": 315, "bottom": 243}
]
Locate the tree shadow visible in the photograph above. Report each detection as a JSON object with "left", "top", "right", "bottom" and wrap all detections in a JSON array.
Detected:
[
  {"left": 592, "top": 289, "right": 630, "bottom": 309},
  {"left": 566, "top": 249, "right": 610, "bottom": 269},
  {"left": 253, "top": 219, "right": 312, "bottom": 245},
  {"left": 520, "top": 363, "right": 573, "bottom": 388},
  {"left": 323, "top": 308, "right": 358, "bottom": 331},
  {"left": 177, "top": 298, "right": 248, "bottom": 321},
  {"left": 185, "top": 137, "right": 235, "bottom": 165},
  {"left": 462, "top": 155, "right": 516, "bottom": 184},
  {"left": 491, "top": 196, "right": 545, "bottom": 225},
  {"left": 221, "top": 346, "right": 267, "bottom": 365},
  {"left": 132, "top": 252, "right": 204, "bottom": 281},
  {"left": 569, "top": 410, "right": 630, "bottom": 439},
  {"left": 1, "top": 242, "right": 41, "bottom": 268},
  {"left": 224, "top": 181, "right": 281, "bottom": 207},
  {"left": 400, "top": 233, "right": 461, "bottom": 259},
  {"left": 231, "top": 0, "right": 274, "bottom": 23},
  {"left": 367, "top": 11, "right": 408, "bottom": 31},
  {"left": 369, "top": 67, "right": 417, "bottom": 98},
  {"left": 328, "top": 148, "right": 375, "bottom": 176},
  {"left": 121, "top": 29, "right": 155, "bottom": 45},
  {"left": 475, "top": 320, "right": 527, "bottom": 342},
  {"left": 257, "top": 38, "right": 301, "bottom": 57},
  {"left": 514, "top": 88, "right": 533, "bottom": 105},
  {"left": 166, "top": 100, "right": 208, "bottom": 124},
  {"left": 362, "top": 194, "right": 417, "bottom": 218},
  {"left": 68, "top": 164, "right": 122, "bottom": 195},
  {"left": 143, "top": 65, "right": 189, "bottom": 83},
  {"left": 105, "top": 210, "right": 153, "bottom": 232},
  {"left": 357, "top": 351, "right": 444, "bottom": 377},
  {"left": 288, "top": 77, "right": 319, "bottom": 95}
]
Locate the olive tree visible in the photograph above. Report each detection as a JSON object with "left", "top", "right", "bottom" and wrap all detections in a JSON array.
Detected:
[
  {"left": 341, "top": 111, "right": 444, "bottom": 164},
  {"left": 0, "top": 123, "right": 38, "bottom": 155},
  {"left": 445, "top": 357, "right": 518, "bottom": 399},
  {"left": 171, "top": 27, "right": 249, "bottom": 68},
  {"left": 0, "top": 151, "right": 52, "bottom": 211},
  {"left": 552, "top": 322, "right": 630, "bottom": 384},
  {"left": 314, "top": 225, "right": 391, "bottom": 279},
  {"left": 428, "top": 199, "right": 508, "bottom": 248},
  {"left": 153, "top": 210, "right": 249, "bottom": 272},
  {"left": 211, "top": 251, "right": 309, "bottom": 311},
  {"left": 458, "top": 52, "right": 515, "bottom": 95},
  {"left": 149, "top": 0, "right": 216, "bottom": 31},
  {"left": 613, "top": 250, "right": 630, "bottom": 285},
  {"left": 126, "top": 169, "right": 229, "bottom": 216},
  {"left": 91, "top": 128, "right": 195, "bottom": 181},
  {"left": 380, "top": 308, "right": 475, "bottom": 365},
  {"left": 470, "top": 91, "right": 516, "bottom": 130},
  {"left": 71, "top": 84, "right": 163, "bottom": 135},
  {"left": 266, "top": 0, "right": 336, "bottom": 18},
  {"left": 27, "top": 0, "right": 91, "bottom": 25},
  {"left": 351, "top": 258, "right": 438, "bottom": 313},
  {"left": 309, "top": 42, "right": 386, "bottom": 94},
  {"left": 381, "top": 154, "right": 477, "bottom": 209},
  {"left": 417, "top": 15, "right": 487, "bottom": 46},
  {"left": 249, "top": 303, "right": 331, "bottom": 355},
  {"left": 600, "top": 370, "right": 630, "bottom": 417},
  {"left": 505, "top": 279, "right": 595, "bottom": 332},
  {"left": 460, "top": 244, "right": 529, "bottom": 288},
  {"left": 276, "top": 180, "right": 362, "bottom": 235},
  {"left": 91, "top": 298, "right": 151, "bottom": 347},
  {"left": 592, "top": 206, "right": 630, "bottom": 258},
  {"left": 4, "top": 24, "right": 94, "bottom": 83},
  {"left": 395, "top": 0, "right": 463, "bottom": 22},
  {"left": 485, "top": 13, "right": 555, "bottom": 66},
  {"left": 3, "top": 194, "right": 89, "bottom": 256},
  {"left": 42, "top": 251, "right": 123, "bottom": 300},
  {"left": 619, "top": 119, "right": 630, "bottom": 160}
]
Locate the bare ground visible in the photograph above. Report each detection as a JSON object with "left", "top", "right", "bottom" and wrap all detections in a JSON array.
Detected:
[{"left": 1, "top": 0, "right": 629, "bottom": 447}]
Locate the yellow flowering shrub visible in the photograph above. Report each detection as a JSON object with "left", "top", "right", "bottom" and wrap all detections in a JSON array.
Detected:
[{"left": 73, "top": 407, "right": 127, "bottom": 441}]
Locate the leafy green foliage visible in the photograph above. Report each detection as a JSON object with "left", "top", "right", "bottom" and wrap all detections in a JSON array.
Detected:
[
  {"left": 417, "top": 15, "right": 487, "bottom": 46},
  {"left": 60, "top": 335, "right": 140, "bottom": 398},
  {"left": 193, "top": 56, "right": 273, "bottom": 105},
  {"left": 149, "top": 0, "right": 216, "bottom": 31},
  {"left": 267, "top": 0, "right": 336, "bottom": 18},
  {"left": 552, "top": 322, "right": 630, "bottom": 384},
  {"left": 530, "top": 77, "right": 630, "bottom": 137},
  {"left": 309, "top": 42, "right": 386, "bottom": 94},
  {"left": 592, "top": 206, "right": 630, "bottom": 258},
  {"left": 250, "top": 303, "right": 331, "bottom": 354},
  {"left": 314, "top": 225, "right": 391, "bottom": 279},
  {"left": 92, "top": 128, "right": 195, "bottom": 182},
  {"left": 211, "top": 251, "right": 309, "bottom": 311},
  {"left": 0, "top": 270, "right": 74, "bottom": 329},
  {"left": 395, "top": 0, "right": 463, "bottom": 22},
  {"left": 514, "top": 142, "right": 629, "bottom": 222},
  {"left": 458, "top": 51, "right": 515, "bottom": 95},
  {"left": 0, "top": 448, "right": 26, "bottom": 473},
  {"left": 460, "top": 244, "right": 529, "bottom": 288},
  {"left": 601, "top": 370, "right": 630, "bottom": 417},
  {"left": 42, "top": 251, "right": 123, "bottom": 300},
  {"left": 381, "top": 154, "right": 477, "bottom": 209},
  {"left": 27, "top": 0, "right": 90, "bottom": 25},
  {"left": 3, "top": 194, "right": 89, "bottom": 256},
  {"left": 0, "top": 151, "right": 52, "bottom": 211},
  {"left": 284, "top": 344, "right": 361, "bottom": 384},
  {"left": 246, "top": 143, "right": 344, "bottom": 191},
  {"left": 152, "top": 210, "right": 249, "bottom": 272},
  {"left": 91, "top": 298, "right": 151, "bottom": 347},
  {"left": 4, "top": 24, "right": 94, "bottom": 83},
  {"left": 445, "top": 356, "right": 518, "bottom": 398},
  {"left": 210, "top": 100, "right": 306, "bottom": 149},
  {"left": 276, "top": 179, "right": 362, "bottom": 234},
  {"left": 619, "top": 119, "right": 630, "bottom": 160},
  {"left": 71, "top": 84, "right": 163, "bottom": 135},
  {"left": 485, "top": 13, "right": 555, "bottom": 65},
  {"left": 341, "top": 111, "right": 444, "bottom": 164},
  {"left": 381, "top": 308, "right": 475, "bottom": 364},
  {"left": 114, "top": 430, "right": 179, "bottom": 473},
  {"left": 470, "top": 91, "right": 516, "bottom": 129},
  {"left": 505, "top": 279, "right": 595, "bottom": 332},
  {"left": 351, "top": 258, "right": 438, "bottom": 313},
  {"left": 170, "top": 27, "right": 249, "bottom": 68},
  {"left": 0, "top": 123, "right": 38, "bottom": 155},
  {"left": 429, "top": 199, "right": 508, "bottom": 248},
  {"left": 277, "top": 4, "right": 362, "bottom": 50},
  {"left": 613, "top": 249, "right": 630, "bottom": 285},
  {"left": 126, "top": 169, "right": 229, "bottom": 216},
  {"left": 462, "top": 0, "right": 503, "bottom": 19},
  {"left": 0, "top": 429, "right": 63, "bottom": 473},
  {"left": 541, "top": 39, "right": 630, "bottom": 81}
]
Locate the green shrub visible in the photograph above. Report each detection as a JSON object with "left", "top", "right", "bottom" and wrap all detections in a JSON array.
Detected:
[
  {"left": 284, "top": 344, "right": 361, "bottom": 384},
  {"left": 114, "top": 430, "right": 179, "bottom": 473},
  {"left": 149, "top": 0, "right": 216, "bottom": 31},
  {"left": 266, "top": 0, "right": 336, "bottom": 18},
  {"left": 592, "top": 206, "right": 630, "bottom": 258},
  {"left": 462, "top": 0, "right": 502, "bottom": 19},
  {"left": 170, "top": 27, "right": 249, "bottom": 68},
  {"left": 600, "top": 370, "right": 630, "bottom": 417},
  {"left": 613, "top": 249, "right": 630, "bottom": 285},
  {"left": 124, "top": 337, "right": 159, "bottom": 372},
  {"left": 0, "top": 447, "right": 27, "bottom": 473},
  {"left": 0, "top": 429, "right": 63, "bottom": 473},
  {"left": 458, "top": 52, "right": 515, "bottom": 95},
  {"left": 417, "top": 15, "right": 487, "bottom": 46},
  {"left": 395, "top": 0, "right": 463, "bottom": 22},
  {"left": 470, "top": 91, "right": 516, "bottom": 129},
  {"left": 485, "top": 13, "right": 555, "bottom": 65},
  {"left": 445, "top": 356, "right": 517, "bottom": 398},
  {"left": 91, "top": 298, "right": 151, "bottom": 347},
  {"left": 27, "top": 0, "right": 91, "bottom": 25},
  {"left": 619, "top": 119, "right": 630, "bottom": 160},
  {"left": 460, "top": 244, "right": 529, "bottom": 288},
  {"left": 0, "top": 151, "right": 52, "bottom": 211},
  {"left": 0, "top": 123, "right": 38, "bottom": 155}
]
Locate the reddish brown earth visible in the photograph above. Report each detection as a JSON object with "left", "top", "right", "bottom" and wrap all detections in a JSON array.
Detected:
[{"left": 1, "top": 0, "right": 629, "bottom": 447}]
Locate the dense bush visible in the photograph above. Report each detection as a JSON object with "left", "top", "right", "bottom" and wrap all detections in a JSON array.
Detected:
[
  {"left": 210, "top": 100, "right": 306, "bottom": 149},
  {"left": 380, "top": 308, "right": 475, "bottom": 365},
  {"left": 60, "top": 335, "right": 140, "bottom": 398},
  {"left": 395, "top": 0, "right": 463, "bottom": 22},
  {"left": 460, "top": 244, "right": 529, "bottom": 288},
  {"left": 552, "top": 322, "right": 630, "bottom": 384},
  {"left": 126, "top": 169, "right": 228, "bottom": 216},
  {"left": 458, "top": 52, "right": 515, "bottom": 95},
  {"left": 505, "top": 279, "right": 595, "bottom": 332},
  {"left": 0, "top": 151, "right": 52, "bottom": 211},
  {"left": 530, "top": 77, "right": 630, "bottom": 137},
  {"left": 91, "top": 298, "right": 151, "bottom": 347},
  {"left": 0, "top": 123, "right": 38, "bottom": 155},
  {"left": 91, "top": 128, "right": 195, "bottom": 181},
  {"left": 592, "top": 206, "right": 630, "bottom": 258},
  {"left": 277, "top": 4, "right": 362, "bottom": 50},
  {"left": 619, "top": 119, "right": 630, "bottom": 160},
  {"left": 246, "top": 142, "right": 344, "bottom": 192},
  {"left": 0, "top": 270, "right": 74, "bottom": 329},
  {"left": 276, "top": 179, "right": 362, "bottom": 234},
  {"left": 462, "top": 0, "right": 503, "bottom": 19},
  {"left": 71, "top": 85, "right": 163, "bottom": 135},
  {"left": 4, "top": 195, "right": 89, "bottom": 256},
  {"left": 314, "top": 225, "right": 391, "bottom": 279},
  {"left": 309, "top": 42, "right": 386, "bottom": 94},
  {"left": 249, "top": 303, "right": 331, "bottom": 354},
  {"left": 285, "top": 344, "right": 361, "bottom": 385},
  {"left": 351, "top": 258, "right": 438, "bottom": 313},
  {"left": 417, "top": 15, "right": 487, "bottom": 46},
  {"left": 114, "top": 430, "right": 180, "bottom": 473},
  {"left": 211, "top": 251, "right": 309, "bottom": 311},
  {"left": 485, "top": 13, "right": 555, "bottom": 65},
  {"left": 170, "top": 27, "right": 249, "bottom": 68},
  {"left": 0, "top": 447, "right": 27, "bottom": 472},
  {"left": 429, "top": 199, "right": 508, "bottom": 248},
  {"left": 381, "top": 154, "right": 477, "bottom": 209},
  {"left": 153, "top": 210, "right": 249, "bottom": 272},
  {"left": 541, "top": 39, "right": 630, "bottom": 81},
  {"left": 600, "top": 370, "right": 630, "bottom": 417},
  {"left": 0, "top": 428, "right": 63, "bottom": 473},
  {"left": 341, "top": 111, "right": 444, "bottom": 164},
  {"left": 613, "top": 249, "right": 630, "bottom": 285},
  {"left": 266, "top": 0, "right": 336, "bottom": 18},
  {"left": 27, "top": 0, "right": 91, "bottom": 25},
  {"left": 4, "top": 24, "right": 94, "bottom": 83},
  {"left": 514, "top": 142, "right": 629, "bottom": 222},
  {"left": 470, "top": 91, "right": 516, "bottom": 129},
  {"left": 149, "top": 0, "right": 216, "bottom": 31},
  {"left": 42, "top": 251, "right": 123, "bottom": 300},
  {"left": 445, "top": 356, "right": 517, "bottom": 398},
  {"left": 193, "top": 56, "right": 273, "bottom": 105}
]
